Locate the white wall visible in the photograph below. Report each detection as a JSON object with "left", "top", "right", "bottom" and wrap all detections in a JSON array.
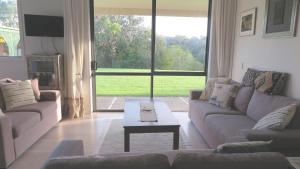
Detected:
[
  {"left": 20, "top": 0, "right": 64, "bottom": 55},
  {"left": 231, "top": 0, "right": 300, "bottom": 99}
]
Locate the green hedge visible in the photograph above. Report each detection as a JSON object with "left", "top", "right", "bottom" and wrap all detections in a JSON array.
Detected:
[{"left": 0, "top": 26, "right": 20, "bottom": 56}]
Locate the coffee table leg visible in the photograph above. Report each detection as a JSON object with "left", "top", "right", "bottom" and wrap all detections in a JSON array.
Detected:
[
  {"left": 173, "top": 128, "right": 179, "bottom": 150},
  {"left": 124, "top": 130, "right": 130, "bottom": 152}
]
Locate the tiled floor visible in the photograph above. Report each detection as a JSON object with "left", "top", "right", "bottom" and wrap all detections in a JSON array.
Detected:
[
  {"left": 96, "top": 97, "right": 189, "bottom": 112},
  {"left": 7, "top": 112, "right": 207, "bottom": 169}
]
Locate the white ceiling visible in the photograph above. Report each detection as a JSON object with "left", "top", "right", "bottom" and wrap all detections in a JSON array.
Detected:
[{"left": 94, "top": 0, "right": 209, "bottom": 17}]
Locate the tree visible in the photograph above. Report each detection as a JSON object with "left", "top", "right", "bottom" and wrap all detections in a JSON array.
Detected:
[{"left": 0, "top": 0, "right": 19, "bottom": 28}]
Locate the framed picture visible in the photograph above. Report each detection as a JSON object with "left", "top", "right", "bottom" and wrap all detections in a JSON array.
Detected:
[
  {"left": 263, "top": 0, "right": 299, "bottom": 38},
  {"left": 240, "top": 8, "right": 257, "bottom": 36}
]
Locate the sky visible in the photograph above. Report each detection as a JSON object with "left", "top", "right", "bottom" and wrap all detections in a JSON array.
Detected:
[{"left": 143, "top": 16, "right": 208, "bottom": 38}]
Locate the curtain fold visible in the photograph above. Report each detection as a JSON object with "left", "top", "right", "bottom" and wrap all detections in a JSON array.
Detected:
[
  {"left": 64, "top": 0, "right": 91, "bottom": 119},
  {"left": 208, "top": 0, "right": 237, "bottom": 78}
]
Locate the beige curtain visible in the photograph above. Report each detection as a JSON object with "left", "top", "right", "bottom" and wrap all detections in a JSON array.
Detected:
[
  {"left": 64, "top": 0, "right": 91, "bottom": 119},
  {"left": 208, "top": 0, "right": 237, "bottom": 78}
]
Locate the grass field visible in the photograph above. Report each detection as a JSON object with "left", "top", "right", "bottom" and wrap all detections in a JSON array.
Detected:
[{"left": 96, "top": 68, "right": 206, "bottom": 96}]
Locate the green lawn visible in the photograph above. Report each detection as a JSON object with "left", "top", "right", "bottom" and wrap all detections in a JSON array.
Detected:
[{"left": 96, "top": 68, "right": 206, "bottom": 96}]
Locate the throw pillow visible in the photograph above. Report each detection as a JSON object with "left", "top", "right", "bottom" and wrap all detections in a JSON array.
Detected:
[
  {"left": 215, "top": 140, "right": 272, "bottom": 154},
  {"left": 233, "top": 86, "right": 254, "bottom": 113},
  {"left": 209, "top": 84, "right": 239, "bottom": 109},
  {"left": 253, "top": 104, "right": 297, "bottom": 130},
  {"left": 31, "top": 78, "right": 40, "bottom": 101},
  {"left": 0, "top": 80, "right": 37, "bottom": 111},
  {"left": 0, "top": 78, "right": 16, "bottom": 110},
  {"left": 242, "top": 68, "right": 261, "bottom": 87},
  {"left": 254, "top": 71, "right": 289, "bottom": 95},
  {"left": 199, "top": 77, "right": 231, "bottom": 101}
]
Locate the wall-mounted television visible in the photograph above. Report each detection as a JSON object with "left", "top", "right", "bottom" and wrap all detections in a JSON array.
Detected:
[{"left": 24, "top": 14, "right": 64, "bottom": 37}]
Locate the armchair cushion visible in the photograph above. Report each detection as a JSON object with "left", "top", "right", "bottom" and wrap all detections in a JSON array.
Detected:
[{"left": 239, "top": 129, "right": 300, "bottom": 149}]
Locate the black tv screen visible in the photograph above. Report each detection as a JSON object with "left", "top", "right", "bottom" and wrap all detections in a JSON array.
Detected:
[{"left": 24, "top": 14, "right": 64, "bottom": 37}]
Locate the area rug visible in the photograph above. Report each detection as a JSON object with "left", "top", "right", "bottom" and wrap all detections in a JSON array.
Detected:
[{"left": 98, "top": 119, "right": 192, "bottom": 154}]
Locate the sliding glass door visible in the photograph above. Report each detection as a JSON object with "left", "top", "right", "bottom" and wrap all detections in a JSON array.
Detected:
[{"left": 91, "top": 0, "right": 211, "bottom": 112}]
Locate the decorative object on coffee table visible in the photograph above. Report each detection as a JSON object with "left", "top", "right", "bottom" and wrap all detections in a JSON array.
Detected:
[
  {"left": 123, "top": 100, "right": 180, "bottom": 152},
  {"left": 263, "top": 0, "right": 299, "bottom": 38},
  {"left": 140, "top": 101, "right": 157, "bottom": 122},
  {"left": 240, "top": 8, "right": 257, "bottom": 36}
]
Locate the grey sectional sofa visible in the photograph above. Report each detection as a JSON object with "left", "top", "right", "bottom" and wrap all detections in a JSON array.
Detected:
[
  {"left": 0, "top": 90, "right": 62, "bottom": 168},
  {"left": 42, "top": 140, "right": 292, "bottom": 169},
  {"left": 189, "top": 86, "right": 300, "bottom": 156}
]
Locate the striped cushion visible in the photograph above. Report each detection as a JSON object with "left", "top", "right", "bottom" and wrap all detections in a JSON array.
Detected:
[
  {"left": 0, "top": 108, "right": 4, "bottom": 116},
  {"left": 0, "top": 80, "right": 37, "bottom": 111},
  {"left": 253, "top": 104, "right": 297, "bottom": 130}
]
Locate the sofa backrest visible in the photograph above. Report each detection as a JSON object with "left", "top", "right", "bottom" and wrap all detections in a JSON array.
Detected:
[
  {"left": 172, "top": 152, "right": 290, "bottom": 169},
  {"left": 246, "top": 91, "right": 300, "bottom": 128},
  {"left": 44, "top": 154, "right": 171, "bottom": 169}
]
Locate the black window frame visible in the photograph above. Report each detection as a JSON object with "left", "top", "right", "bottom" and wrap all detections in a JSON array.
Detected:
[{"left": 90, "top": 0, "right": 212, "bottom": 112}]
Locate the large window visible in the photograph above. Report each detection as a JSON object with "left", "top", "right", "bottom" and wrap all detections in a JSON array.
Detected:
[
  {"left": 92, "top": 0, "right": 211, "bottom": 111},
  {"left": 0, "top": 0, "right": 21, "bottom": 57}
]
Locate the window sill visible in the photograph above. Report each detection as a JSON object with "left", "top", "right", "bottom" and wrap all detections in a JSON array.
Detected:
[{"left": 0, "top": 56, "right": 25, "bottom": 62}]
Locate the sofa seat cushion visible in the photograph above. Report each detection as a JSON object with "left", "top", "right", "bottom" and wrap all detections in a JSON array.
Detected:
[
  {"left": 7, "top": 102, "right": 57, "bottom": 120},
  {"left": 204, "top": 114, "right": 256, "bottom": 144},
  {"left": 6, "top": 111, "right": 41, "bottom": 138},
  {"left": 189, "top": 100, "right": 241, "bottom": 122}
]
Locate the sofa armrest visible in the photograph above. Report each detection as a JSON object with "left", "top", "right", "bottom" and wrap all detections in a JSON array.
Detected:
[
  {"left": 189, "top": 90, "right": 202, "bottom": 100},
  {"left": 40, "top": 90, "right": 61, "bottom": 102},
  {"left": 239, "top": 129, "right": 300, "bottom": 149},
  {"left": 0, "top": 116, "right": 15, "bottom": 168}
]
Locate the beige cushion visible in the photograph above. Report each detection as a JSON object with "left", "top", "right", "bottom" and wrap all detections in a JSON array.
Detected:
[
  {"left": 253, "top": 104, "right": 297, "bottom": 130},
  {"left": 209, "top": 84, "right": 239, "bottom": 109},
  {"left": 199, "top": 78, "right": 231, "bottom": 101},
  {"left": 31, "top": 79, "right": 40, "bottom": 101},
  {"left": 0, "top": 108, "right": 4, "bottom": 116},
  {"left": 0, "top": 80, "right": 37, "bottom": 111}
]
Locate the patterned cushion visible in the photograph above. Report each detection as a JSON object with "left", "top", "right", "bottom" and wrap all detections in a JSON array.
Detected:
[
  {"left": 199, "top": 78, "right": 231, "bottom": 101},
  {"left": 209, "top": 84, "right": 239, "bottom": 109},
  {"left": 0, "top": 78, "right": 15, "bottom": 110},
  {"left": 255, "top": 71, "right": 289, "bottom": 95},
  {"left": 242, "top": 69, "right": 288, "bottom": 95},
  {"left": 0, "top": 80, "right": 37, "bottom": 111},
  {"left": 242, "top": 68, "right": 261, "bottom": 87},
  {"left": 253, "top": 104, "right": 297, "bottom": 130}
]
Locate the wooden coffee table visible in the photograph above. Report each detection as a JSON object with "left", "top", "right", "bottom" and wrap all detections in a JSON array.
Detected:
[{"left": 123, "top": 100, "right": 180, "bottom": 152}]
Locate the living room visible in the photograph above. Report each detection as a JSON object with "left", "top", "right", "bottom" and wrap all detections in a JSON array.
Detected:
[{"left": 1, "top": 0, "right": 300, "bottom": 169}]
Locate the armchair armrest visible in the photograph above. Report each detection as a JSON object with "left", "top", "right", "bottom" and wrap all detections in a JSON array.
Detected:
[
  {"left": 0, "top": 116, "right": 15, "bottom": 168},
  {"left": 189, "top": 90, "right": 202, "bottom": 100},
  {"left": 239, "top": 129, "right": 300, "bottom": 149},
  {"left": 40, "top": 90, "right": 61, "bottom": 102}
]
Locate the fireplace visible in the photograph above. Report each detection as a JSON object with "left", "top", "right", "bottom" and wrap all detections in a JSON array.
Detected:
[{"left": 27, "top": 55, "right": 63, "bottom": 90}]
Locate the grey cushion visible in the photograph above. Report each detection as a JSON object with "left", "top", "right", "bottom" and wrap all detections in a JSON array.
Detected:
[
  {"left": 189, "top": 100, "right": 241, "bottom": 122},
  {"left": 44, "top": 154, "right": 171, "bottom": 169},
  {"left": 6, "top": 111, "right": 41, "bottom": 138},
  {"left": 234, "top": 87, "right": 254, "bottom": 113},
  {"left": 247, "top": 90, "right": 298, "bottom": 122},
  {"left": 172, "top": 152, "right": 290, "bottom": 169},
  {"left": 204, "top": 114, "right": 256, "bottom": 144},
  {"left": 215, "top": 141, "right": 272, "bottom": 154}
]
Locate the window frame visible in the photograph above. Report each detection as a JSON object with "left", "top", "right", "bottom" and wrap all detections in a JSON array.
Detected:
[{"left": 90, "top": 0, "right": 212, "bottom": 112}]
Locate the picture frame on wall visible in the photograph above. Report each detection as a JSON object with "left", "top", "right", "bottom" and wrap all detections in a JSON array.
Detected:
[
  {"left": 240, "top": 8, "right": 257, "bottom": 36},
  {"left": 263, "top": 0, "right": 299, "bottom": 38}
]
